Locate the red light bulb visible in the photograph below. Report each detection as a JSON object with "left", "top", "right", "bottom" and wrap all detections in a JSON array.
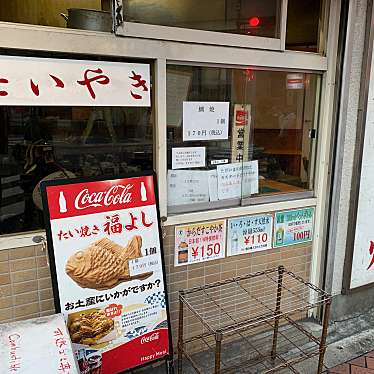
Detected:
[{"left": 248, "top": 16, "right": 260, "bottom": 27}]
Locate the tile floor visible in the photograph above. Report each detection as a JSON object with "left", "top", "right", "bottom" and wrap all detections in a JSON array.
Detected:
[{"left": 327, "top": 351, "right": 374, "bottom": 373}]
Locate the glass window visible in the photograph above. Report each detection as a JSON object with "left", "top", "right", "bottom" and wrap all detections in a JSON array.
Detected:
[
  {"left": 0, "top": 105, "right": 153, "bottom": 235},
  {"left": 125, "top": 0, "right": 281, "bottom": 39},
  {"left": 286, "top": 0, "right": 325, "bottom": 53},
  {"left": 0, "top": 1, "right": 113, "bottom": 31},
  {"left": 166, "top": 65, "right": 320, "bottom": 214}
]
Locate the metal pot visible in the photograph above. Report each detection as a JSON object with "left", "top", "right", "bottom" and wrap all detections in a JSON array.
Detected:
[{"left": 60, "top": 8, "right": 112, "bottom": 32}]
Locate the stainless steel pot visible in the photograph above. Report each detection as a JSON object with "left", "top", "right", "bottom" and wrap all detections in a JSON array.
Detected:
[{"left": 61, "top": 8, "right": 112, "bottom": 32}]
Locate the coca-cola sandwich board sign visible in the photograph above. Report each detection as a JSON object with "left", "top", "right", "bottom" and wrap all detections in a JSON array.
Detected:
[{"left": 41, "top": 173, "right": 172, "bottom": 374}]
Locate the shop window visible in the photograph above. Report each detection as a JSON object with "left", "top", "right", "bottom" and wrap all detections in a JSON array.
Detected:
[
  {"left": 0, "top": 1, "right": 113, "bottom": 31},
  {"left": 166, "top": 65, "right": 320, "bottom": 214},
  {"left": 125, "top": 0, "right": 281, "bottom": 39},
  {"left": 0, "top": 106, "right": 153, "bottom": 234},
  {"left": 286, "top": 0, "right": 325, "bottom": 53}
]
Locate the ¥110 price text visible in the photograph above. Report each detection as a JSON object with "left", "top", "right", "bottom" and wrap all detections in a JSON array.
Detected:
[{"left": 243, "top": 233, "right": 268, "bottom": 245}]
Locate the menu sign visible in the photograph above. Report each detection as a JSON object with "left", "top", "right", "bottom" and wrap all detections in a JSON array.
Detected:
[
  {"left": 175, "top": 220, "right": 226, "bottom": 266},
  {"left": 227, "top": 214, "right": 273, "bottom": 257},
  {"left": 41, "top": 173, "right": 171, "bottom": 374},
  {"left": 0, "top": 314, "right": 78, "bottom": 374},
  {"left": 183, "top": 101, "right": 229, "bottom": 141},
  {"left": 274, "top": 208, "right": 315, "bottom": 248}
]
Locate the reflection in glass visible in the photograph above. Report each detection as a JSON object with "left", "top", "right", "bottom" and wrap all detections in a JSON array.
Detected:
[
  {"left": 286, "top": 0, "right": 324, "bottom": 53},
  {"left": 125, "top": 0, "right": 280, "bottom": 38},
  {"left": 0, "top": 106, "right": 153, "bottom": 234}
]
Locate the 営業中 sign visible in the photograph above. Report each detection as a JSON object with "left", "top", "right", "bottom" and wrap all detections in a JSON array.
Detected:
[
  {"left": 183, "top": 101, "right": 229, "bottom": 141},
  {"left": 172, "top": 147, "right": 206, "bottom": 169},
  {"left": 41, "top": 173, "right": 171, "bottom": 374},
  {"left": 231, "top": 104, "right": 251, "bottom": 163},
  {"left": 175, "top": 220, "right": 226, "bottom": 266},
  {"left": 274, "top": 208, "right": 315, "bottom": 248},
  {"left": 0, "top": 55, "right": 150, "bottom": 106},
  {"left": 227, "top": 214, "right": 273, "bottom": 257}
]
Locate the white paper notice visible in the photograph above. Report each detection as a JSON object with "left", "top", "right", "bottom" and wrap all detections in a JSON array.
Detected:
[
  {"left": 129, "top": 254, "right": 160, "bottom": 277},
  {"left": 183, "top": 101, "right": 229, "bottom": 141},
  {"left": 167, "top": 170, "right": 209, "bottom": 206},
  {"left": 208, "top": 170, "right": 219, "bottom": 202},
  {"left": 0, "top": 314, "right": 78, "bottom": 374},
  {"left": 172, "top": 147, "right": 206, "bottom": 169},
  {"left": 217, "top": 161, "right": 259, "bottom": 200}
]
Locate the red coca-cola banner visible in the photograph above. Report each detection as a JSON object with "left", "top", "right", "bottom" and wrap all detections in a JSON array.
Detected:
[
  {"left": 41, "top": 172, "right": 172, "bottom": 374},
  {"left": 102, "top": 328, "right": 169, "bottom": 374},
  {"left": 46, "top": 175, "right": 156, "bottom": 220}
]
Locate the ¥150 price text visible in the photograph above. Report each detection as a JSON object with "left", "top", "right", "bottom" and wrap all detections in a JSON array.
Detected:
[{"left": 191, "top": 243, "right": 221, "bottom": 258}]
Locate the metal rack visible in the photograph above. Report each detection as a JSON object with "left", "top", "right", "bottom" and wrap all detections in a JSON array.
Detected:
[{"left": 177, "top": 266, "right": 331, "bottom": 374}]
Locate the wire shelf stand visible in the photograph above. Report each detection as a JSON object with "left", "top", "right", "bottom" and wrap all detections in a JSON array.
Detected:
[{"left": 177, "top": 266, "right": 331, "bottom": 374}]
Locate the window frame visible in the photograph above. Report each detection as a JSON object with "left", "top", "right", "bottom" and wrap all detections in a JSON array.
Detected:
[
  {"left": 0, "top": 0, "right": 337, "bottom": 258},
  {"left": 164, "top": 62, "right": 323, "bottom": 215},
  {"left": 116, "top": 0, "right": 289, "bottom": 52}
]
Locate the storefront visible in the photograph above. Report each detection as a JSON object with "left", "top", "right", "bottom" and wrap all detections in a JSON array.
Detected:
[{"left": 0, "top": 0, "right": 341, "bottom": 360}]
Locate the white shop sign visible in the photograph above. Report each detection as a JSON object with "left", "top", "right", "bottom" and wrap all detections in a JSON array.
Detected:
[
  {"left": 183, "top": 101, "right": 229, "bottom": 141},
  {"left": 172, "top": 147, "right": 206, "bottom": 169},
  {"left": 0, "top": 55, "right": 150, "bottom": 106},
  {"left": 350, "top": 40, "right": 374, "bottom": 289}
]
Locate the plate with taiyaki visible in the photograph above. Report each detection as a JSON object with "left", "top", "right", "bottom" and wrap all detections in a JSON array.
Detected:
[
  {"left": 65, "top": 235, "right": 153, "bottom": 290},
  {"left": 68, "top": 308, "right": 120, "bottom": 347}
]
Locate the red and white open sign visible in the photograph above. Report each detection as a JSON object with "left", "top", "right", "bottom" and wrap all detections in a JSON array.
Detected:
[{"left": 41, "top": 173, "right": 172, "bottom": 374}]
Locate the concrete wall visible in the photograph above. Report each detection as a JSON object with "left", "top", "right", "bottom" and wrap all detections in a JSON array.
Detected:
[{"left": 326, "top": 0, "right": 370, "bottom": 318}]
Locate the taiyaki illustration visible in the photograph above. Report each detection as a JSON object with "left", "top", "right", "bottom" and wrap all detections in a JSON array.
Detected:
[
  {"left": 65, "top": 236, "right": 153, "bottom": 290},
  {"left": 69, "top": 310, "right": 114, "bottom": 345}
]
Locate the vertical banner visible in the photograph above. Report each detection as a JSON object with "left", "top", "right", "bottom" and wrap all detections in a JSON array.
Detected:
[
  {"left": 274, "top": 208, "right": 315, "bottom": 248},
  {"left": 227, "top": 214, "right": 273, "bottom": 257},
  {"left": 41, "top": 173, "right": 171, "bottom": 374},
  {"left": 231, "top": 104, "right": 251, "bottom": 163},
  {"left": 174, "top": 220, "right": 226, "bottom": 266}
]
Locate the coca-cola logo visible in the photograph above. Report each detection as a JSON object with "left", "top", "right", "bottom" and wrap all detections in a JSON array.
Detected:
[
  {"left": 74, "top": 184, "right": 133, "bottom": 210},
  {"left": 141, "top": 332, "right": 160, "bottom": 344}
]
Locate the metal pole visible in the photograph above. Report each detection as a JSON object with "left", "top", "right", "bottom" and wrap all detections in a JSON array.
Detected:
[
  {"left": 177, "top": 292, "right": 184, "bottom": 374},
  {"left": 317, "top": 298, "right": 331, "bottom": 373},
  {"left": 214, "top": 331, "right": 223, "bottom": 374},
  {"left": 271, "top": 265, "right": 285, "bottom": 360}
]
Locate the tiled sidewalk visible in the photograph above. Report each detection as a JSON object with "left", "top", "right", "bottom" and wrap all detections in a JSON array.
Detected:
[{"left": 327, "top": 351, "right": 374, "bottom": 373}]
